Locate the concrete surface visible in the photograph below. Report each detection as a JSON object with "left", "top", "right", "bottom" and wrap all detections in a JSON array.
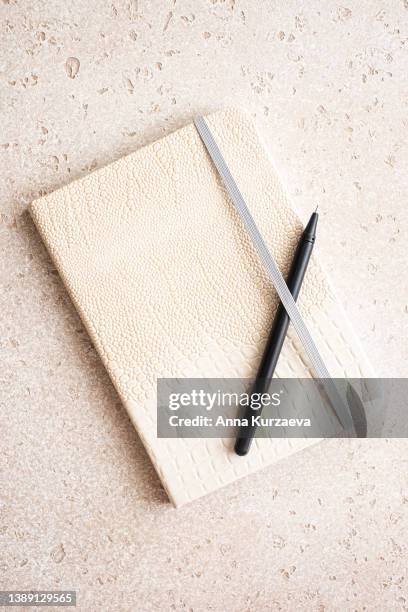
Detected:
[{"left": 1, "top": 1, "right": 407, "bottom": 610}]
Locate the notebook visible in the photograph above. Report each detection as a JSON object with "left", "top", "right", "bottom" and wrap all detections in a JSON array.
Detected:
[{"left": 30, "top": 108, "right": 374, "bottom": 507}]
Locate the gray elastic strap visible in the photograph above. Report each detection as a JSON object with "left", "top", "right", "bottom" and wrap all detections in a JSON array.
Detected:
[{"left": 194, "top": 116, "right": 355, "bottom": 433}]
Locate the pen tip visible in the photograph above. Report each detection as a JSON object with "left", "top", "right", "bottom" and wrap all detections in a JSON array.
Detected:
[
  {"left": 304, "top": 208, "right": 319, "bottom": 240},
  {"left": 315, "top": 204, "right": 319, "bottom": 213}
]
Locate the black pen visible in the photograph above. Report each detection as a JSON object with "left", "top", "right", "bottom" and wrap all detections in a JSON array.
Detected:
[{"left": 234, "top": 209, "right": 319, "bottom": 456}]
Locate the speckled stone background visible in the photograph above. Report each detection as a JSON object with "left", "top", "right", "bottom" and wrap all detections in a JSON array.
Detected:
[{"left": 1, "top": 1, "right": 407, "bottom": 610}]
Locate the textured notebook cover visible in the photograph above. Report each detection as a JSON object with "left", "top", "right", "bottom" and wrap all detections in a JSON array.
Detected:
[{"left": 30, "top": 108, "right": 373, "bottom": 507}]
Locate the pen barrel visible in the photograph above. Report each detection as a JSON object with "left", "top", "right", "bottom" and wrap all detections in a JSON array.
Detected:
[
  {"left": 257, "top": 238, "right": 314, "bottom": 381},
  {"left": 234, "top": 234, "right": 315, "bottom": 456}
]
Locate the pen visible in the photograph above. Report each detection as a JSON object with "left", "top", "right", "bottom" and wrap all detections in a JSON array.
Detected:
[{"left": 234, "top": 209, "right": 319, "bottom": 456}]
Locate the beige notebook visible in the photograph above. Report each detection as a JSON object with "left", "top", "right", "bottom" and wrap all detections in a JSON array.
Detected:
[{"left": 30, "top": 108, "right": 373, "bottom": 507}]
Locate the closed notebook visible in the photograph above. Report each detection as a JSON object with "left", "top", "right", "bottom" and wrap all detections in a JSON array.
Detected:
[{"left": 30, "top": 108, "right": 374, "bottom": 507}]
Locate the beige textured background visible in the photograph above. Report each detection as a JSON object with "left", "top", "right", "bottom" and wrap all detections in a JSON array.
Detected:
[{"left": 1, "top": 1, "right": 407, "bottom": 610}]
